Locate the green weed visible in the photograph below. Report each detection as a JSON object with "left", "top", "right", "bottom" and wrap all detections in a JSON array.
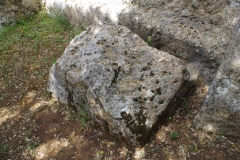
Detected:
[
  {"left": 0, "top": 145, "right": 9, "bottom": 153},
  {"left": 95, "top": 150, "right": 104, "bottom": 160},
  {"left": 78, "top": 109, "right": 89, "bottom": 130},
  {"left": 81, "top": 117, "right": 86, "bottom": 129},
  {"left": 147, "top": 36, "right": 152, "bottom": 46},
  {"left": 188, "top": 145, "right": 194, "bottom": 150},
  {"left": 65, "top": 105, "right": 89, "bottom": 131},
  {"left": 170, "top": 131, "right": 179, "bottom": 140},
  {"left": 29, "top": 141, "right": 39, "bottom": 150},
  {"left": 217, "top": 134, "right": 225, "bottom": 140},
  {"left": 0, "top": 94, "right": 5, "bottom": 100},
  {"left": 188, "top": 143, "right": 197, "bottom": 151},
  {"left": 182, "top": 97, "right": 192, "bottom": 115},
  {"left": 113, "top": 136, "right": 117, "bottom": 142},
  {"left": 52, "top": 57, "right": 57, "bottom": 65}
]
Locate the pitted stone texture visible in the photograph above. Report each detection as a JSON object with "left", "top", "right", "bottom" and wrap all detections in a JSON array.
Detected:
[
  {"left": 132, "top": 0, "right": 240, "bottom": 27},
  {"left": 194, "top": 21, "right": 240, "bottom": 137},
  {"left": 48, "top": 25, "right": 191, "bottom": 145},
  {"left": 45, "top": 0, "right": 240, "bottom": 83}
]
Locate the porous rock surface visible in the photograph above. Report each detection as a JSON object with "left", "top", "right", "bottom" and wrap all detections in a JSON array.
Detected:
[
  {"left": 193, "top": 21, "right": 240, "bottom": 136},
  {"left": 48, "top": 25, "right": 196, "bottom": 145},
  {"left": 45, "top": 0, "right": 240, "bottom": 83},
  {"left": 46, "top": 0, "right": 240, "bottom": 139},
  {"left": 0, "top": 0, "right": 42, "bottom": 27}
]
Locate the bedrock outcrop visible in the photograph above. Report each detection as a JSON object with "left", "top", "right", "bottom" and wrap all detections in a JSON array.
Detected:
[
  {"left": 193, "top": 21, "right": 240, "bottom": 137},
  {"left": 45, "top": 0, "right": 240, "bottom": 83},
  {"left": 48, "top": 25, "right": 197, "bottom": 145}
]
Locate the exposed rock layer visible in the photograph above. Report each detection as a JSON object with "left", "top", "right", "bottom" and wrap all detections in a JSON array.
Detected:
[
  {"left": 193, "top": 20, "right": 240, "bottom": 136},
  {"left": 45, "top": 0, "right": 240, "bottom": 83},
  {"left": 48, "top": 25, "right": 197, "bottom": 145}
]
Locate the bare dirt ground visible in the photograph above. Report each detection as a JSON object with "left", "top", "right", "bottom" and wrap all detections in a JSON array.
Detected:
[{"left": 0, "top": 11, "right": 240, "bottom": 160}]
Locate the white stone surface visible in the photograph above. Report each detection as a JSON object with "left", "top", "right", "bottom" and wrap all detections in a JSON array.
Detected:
[{"left": 48, "top": 25, "right": 193, "bottom": 145}]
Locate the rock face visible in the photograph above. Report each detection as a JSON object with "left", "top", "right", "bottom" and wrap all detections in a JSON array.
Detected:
[
  {"left": 48, "top": 25, "right": 196, "bottom": 145},
  {"left": 193, "top": 21, "right": 240, "bottom": 136},
  {"left": 45, "top": 0, "right": 240, "bottom": 83},
  {"left": 0, "top": 0, "right": 42, "bottom": 27},
  {"left": 46, "top": 0, "right": 240, "bottom": 140}
]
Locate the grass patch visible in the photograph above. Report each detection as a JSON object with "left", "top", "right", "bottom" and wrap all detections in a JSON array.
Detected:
[
  {"left": 75, "top": 109, "right": 90, "bottom": 131},
  {"left": 0, "top": 10, "right": 84, "bottom": 159},
  {"left": 0, "top": 11, "right": 82, "bottom": 52},
  {"left": 0, "top": 11, "right": 83, "bottom": 98}
]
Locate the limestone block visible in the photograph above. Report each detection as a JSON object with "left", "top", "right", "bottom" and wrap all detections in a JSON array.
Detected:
[
  {"left": 194, "top": 21, "right": 240, "bottom": 137},
  {"left": 48, "top": 25, "right": 196, "bottom": 145}
]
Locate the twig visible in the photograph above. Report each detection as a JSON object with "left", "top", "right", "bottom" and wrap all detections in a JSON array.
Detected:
[
  {"left": 146, "top": 143, "right": 166, "bottom": 153},
  {"left": 90, "top": 133, "right": 98, "bottom": 138}
]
